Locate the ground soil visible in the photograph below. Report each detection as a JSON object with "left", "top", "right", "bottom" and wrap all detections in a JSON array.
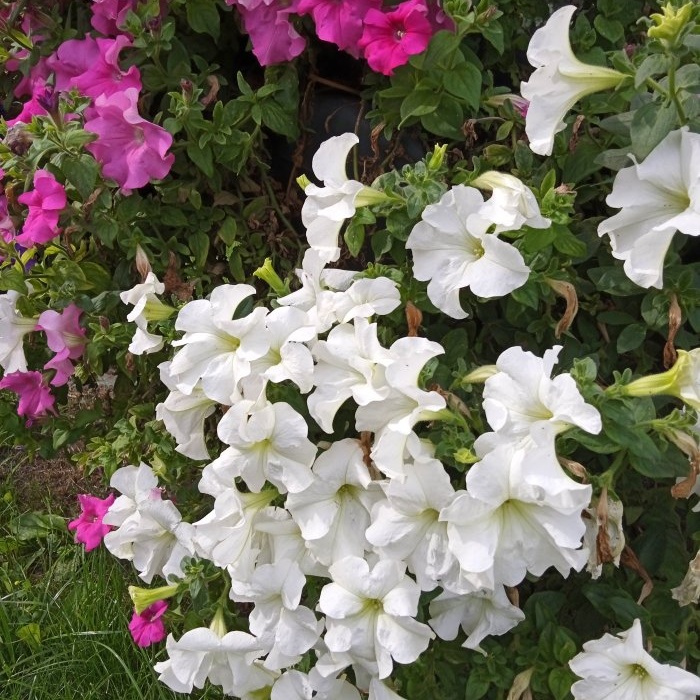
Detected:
[{"left": 0, "top": 447, "right": 106, "bottom": 517}]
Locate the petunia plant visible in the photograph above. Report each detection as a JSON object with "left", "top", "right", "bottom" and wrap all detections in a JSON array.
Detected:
[{"left": 1, "top": 1, "right": 700, "bottom": 699}]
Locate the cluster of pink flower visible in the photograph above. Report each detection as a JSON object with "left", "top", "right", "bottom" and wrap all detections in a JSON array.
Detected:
[
  {"left": 226, "top": 0, "right": 451, "bottom": 75},
  {"left": 0, "top": 296, "right": 88, "bottom": 424},
  {"left": 4, "top": 0, "right": 174, "bottom": 198}
]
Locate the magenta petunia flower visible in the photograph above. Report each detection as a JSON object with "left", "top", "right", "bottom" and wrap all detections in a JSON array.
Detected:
[
  {"left": 358, "top": 0, "right": 434, "bottom": 76},
  {"left": 128, "top": 600, "right": 168, "bottom": 647},
  {"left": 297, "top": 0, "right": 381, "bottom": 57},
  {"left": 84, "top": 87, "right": 175, "bottom": 194},
  {"left": 37, "top": 304, "right": 87, "bottom": 386},
  {"left": 0, "top": 370, "right": 56, "bottom": 425},
  {"left": 68, "top": 493, "right": 116, "bottom": 551},
  {"left": 15, "top": 170, "right": 67, "bottom": 247},
  {"left": 47, "top": 35, "right": 141, "bottom": 100}
]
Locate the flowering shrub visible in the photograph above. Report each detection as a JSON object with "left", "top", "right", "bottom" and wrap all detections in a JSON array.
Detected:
[{"left": 2, "top": 0, "right": 700, "bottom": 698}]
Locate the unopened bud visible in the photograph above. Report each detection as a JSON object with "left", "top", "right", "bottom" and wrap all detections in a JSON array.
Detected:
[
  {"left": 461, "top": 364, "right": 498, "bottom": 384},
  {"left": 296, "top": 174, "right": 311, "bottom": 191},
  {"left": 135, "top": 244, "right": 152, "bottom": 282},
  {"left": 428, "top": 144, "right": 447, "bottom": 171},
  {"left": 648, "top": 2, "right": 694, "bottom": 46},
  {"left": 129, "top": 583, "right": 180, "bottom": 614}
]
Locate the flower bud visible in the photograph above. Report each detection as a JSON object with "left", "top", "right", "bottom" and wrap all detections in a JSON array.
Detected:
[
  {"left": 648, "top": 2, "right": 694, "bottom": 47},
  {"left": 253, "top": 257, "right": 288, "bottom": 296},
  {"left": 461, "top": 365, "right": 498, "bottom": 384},
  {"left": 129, "top": 583, "right": 180, "bottom": 614}
]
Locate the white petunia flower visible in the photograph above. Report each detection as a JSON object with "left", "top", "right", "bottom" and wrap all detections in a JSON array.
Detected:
[
  {"left": 0, "top": 289, "right": 38, "bottom": 373},
  {"left": 302, "top": 133, "right": 388, "bottom": 263},
  {"left": 406, "top": 185, "right": 530, "bottom": 319},
  {"left": 471, "top": 171, "right": 551, "bottom": 232},
  {"left": 285, "top": 439, "right": 382, "bottom": 566},
  {"left": 318, "top": 556, "right": 435, "bottom": 679},
  {"left": 441, "top": 431, "right": 592, "bottom": 589},
  {"left": 103, "top": 462, "right": 162, "bottom": 529},
  {"left": 194, "top": 476, "right": 277, "bottom": 579},
  {"left": 270, "top": 669, "right": 361, "bottom": 700},
  {"left": 156, "top": 361, "right": 217, "bottom": 460},
  {"left": 598, "top": 128, "right": 700, "bottom": 289},
  {"left": 569, "top": 618, "right": 700, "bottom": 700},
  {"left": 482, "top": 345, "right": 602, "bottom": 439},
  {"left": 119, "top": 271, "right": 174, "bottom": 355},
  {"left": 520, "top": 5, "right": 626, "bottom": 156},
  {"left": 365, "top": 443, "right": 457, "bottom": 591},
  {"left": 103, "top": 495, "right": 195, "bottom": 584},
  {"left": 169, "top": 284, "right": 269, "bottom": 404},
  {"left": 277, "top": 249, "right": 358, "bottom": 334},
  {"left": 154, "top": 624, "right": 269, "bottom": 695},
  {"left": 210, "top": 399, "right": 317, "bottom": 494},
  {"left": 230, "top": 559, "right": 323, "bottom": 670},
  {"left": 356, "top": 336, "right": 446, "bottom": 480},
  {"left": 331, "top": 277, "right": 402, "bottom": 324},
  {"left": 428, "top": 586, "right": 525, "bottom": 651},
  {"left": 245, "top": 306, "right": 317, "bottom": 394},
  {"left": 308, "top": 319, "right": 394, "bottom": 433}
]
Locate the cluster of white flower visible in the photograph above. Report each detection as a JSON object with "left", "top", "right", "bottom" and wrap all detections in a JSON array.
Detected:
[{"left": 105, "top": 130, "right": 615, "bottom": 697}]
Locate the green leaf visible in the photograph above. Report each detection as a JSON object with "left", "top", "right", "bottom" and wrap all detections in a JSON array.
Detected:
[
  {"left": 189, "top": 230, "right": 210, "bottom": 270},
  {"left": 420, "top": 97, "right": 464, "bottom": 139},
  {"left": 548, "top": 668, "right": 575, "bottom": 700},
  {"left": 10, "top": 512, "right": 65, "bottom": 540},
  {"left": 630, "top": 101, "right": 678, "bottom": 160},
  {"left": 400, "top": 88, "right": 442, "bottom": 123},
  {"left": 186, "top": 0, "right": 220, "bottom": 39},
  {"left": 62, "top": 154, "right": 99, "bottom": 199},
  {"left": 442, "top": 61, "right": 482, "bottom": 110},
  {"left": 187, "top": 142, "right": 214, "bottom": 177},
  {"left": 616, "top": 323, "right": 646, "bottom": 353},
  {"left": 552, "top": 225, "right": 588, "bottom": 258},
  {"left": 464, "top": 675, "right": 489, "bottom": 700},
  {"left": 17, "top": 623, "right": 41, "bottom": 651},
  {"left": 344, "top": 221, "right": 365, "bottom": 258},
  {"left": 218, "top": 217, "right": 238, "bottom": 246},
  {"left": 594, "top": 15, "right": 624, "bottom": 43},
  {"left": 522, "top": 226, "right": 557, "bottom": 253},
  {"left": 260, "top": 99, "right": 297, "bottom": 139},
  {"left": 634, "top": 54, "right": 672, "bottom": 89}
]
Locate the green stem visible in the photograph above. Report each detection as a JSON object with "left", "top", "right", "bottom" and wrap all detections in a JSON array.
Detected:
[
  {"left": 600, "top": 450, "right": 627, "bottom": 490},
  {"left": 667, "top": 61, "right": 688, "bottom": 125},
  {"left": 645, "top": 76, "right": 670, "bottom": 100}
]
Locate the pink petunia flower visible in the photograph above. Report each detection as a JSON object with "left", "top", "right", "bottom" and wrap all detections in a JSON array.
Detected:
[
  {"left": 47, "top": 35, "right": 142, "bottom": 99},
  {"left": 358, "top": 0, "right": 434, "bottom": 76},
  {"left": 90, "top": 0, "right": 140, "bottom": 35},
  {"left": 15, "top": 170, "right": 67, "bottom": 247},
  {"left": 228, "top": 0, "right": 306, "bottom": 66},
  {"left": 128, "top": 600, "right": 168, "bottom": 647},
  {"left": 0, "top": 370, "right": 56, "bottom": 425},
  {"left": 296, "top": 0, "right": 381, "bottom": 57},
  {"left": 37, "top": 304, "right": 87, "bottom": 386},
  {"left": 68, "top": 493, "right": 116, "bottom": 551},
  {"left": 84, "top": 87, "right": 175, "bottom": 194},
  {"left": 0, "top": 194, "right": 14, "bottom": 243}
]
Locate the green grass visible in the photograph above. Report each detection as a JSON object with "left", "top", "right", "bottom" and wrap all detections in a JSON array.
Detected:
[{"left": 0, "top": 461, "right": 222, "bottom": 700}]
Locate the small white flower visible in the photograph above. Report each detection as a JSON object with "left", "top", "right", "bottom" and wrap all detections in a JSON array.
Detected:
[
  {"left": 569, "top": 618, "right": 700, "bottom": 700},
  {"left": 211, "top": 399, "right": 317, "bottom": 494},
  {"left": 169, "top": 284, "right": 269, "bottom": 404},
  {"left": 598, "top": 128, "right": 700, "bottom": 289},
  {"left": 319, "top": 556, "right": 435, "bottom": 679},
  {"left": 154, "top": 626, "right": 268, "bottom": 694},
  {"left": 156, "top": 361, "right": 216, "bottom": 461},
  {"left": 471, "top": 171, "right": 551, "bottom": 232},
  {"left": 366, "top": 445, "right": 457, "bottom": 591},
  {"left": 302, "top": 133, "right": 387, "bottom": 263},
  {"left": 406, "top": 185, "right": 530, "bottom": 319},
  {"left": 230, "top": 559, "right": 323, "bottom": 670},
  {"left": 520, "top": 5, "right": 626, "bottom": 156},
  {"left": 119, "top": 271, "right": 173, "bottom": 355},
  {"left": 428, "top": 585, "right": 525, "bottom": 651},
  {"left": 285, "top": 439, "right": 382, "bottom": 566},
  {"left": 482, "top": 345, "right": 602, "bottom": 439},
  {"left": 0, "top": 290, "right": 38, "bottom": 373}
]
